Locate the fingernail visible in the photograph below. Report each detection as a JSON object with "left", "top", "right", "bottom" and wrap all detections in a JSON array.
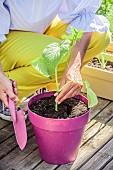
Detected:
[
  {"left": 58, "top": 102, "right": 61, "bottom": 105},
  {"left": 54, "top": 93, "right": 57, "bottom": 96}
]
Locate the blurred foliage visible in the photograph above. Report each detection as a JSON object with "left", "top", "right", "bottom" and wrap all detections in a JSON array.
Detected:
[{"left": 97, "top": 0, "right": 113, "bottom": 38}]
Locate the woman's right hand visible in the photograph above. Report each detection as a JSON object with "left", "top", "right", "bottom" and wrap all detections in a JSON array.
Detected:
[{"left": 0, "top": 74, "right": 18, "bottom": 108}]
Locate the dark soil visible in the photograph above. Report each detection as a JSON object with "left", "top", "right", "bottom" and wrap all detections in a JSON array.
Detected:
[
  {"left": 87, "top": 57, "right": 113, "bottom": 72},
  {"left": 29, "top": 96, "right": 89, "bottom": 119}
]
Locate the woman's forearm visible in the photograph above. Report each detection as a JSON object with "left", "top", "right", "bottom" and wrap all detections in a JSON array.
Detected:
[
  {"left": 55, "top": 32, "right": 92, "bottom": 103},
  {"left": 68, "top": 32, "right": 92, "bottom": 73}
]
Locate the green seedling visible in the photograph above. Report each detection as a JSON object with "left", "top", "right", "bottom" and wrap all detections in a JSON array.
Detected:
[
  {"left": 32, "top": 27, "right": 98, "bottom": 111},
  {"left": 98, "top": 50, "right": 107, "bottom": 69}
]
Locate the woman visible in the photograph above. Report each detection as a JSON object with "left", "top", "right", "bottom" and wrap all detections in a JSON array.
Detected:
[{"left": 0, "top": 0, "right": 110, "bottom": 121}]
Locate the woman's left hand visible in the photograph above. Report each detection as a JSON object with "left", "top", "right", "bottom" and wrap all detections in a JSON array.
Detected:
[{"left": 55, "top": 69, "right": 83, "bottom": 104}]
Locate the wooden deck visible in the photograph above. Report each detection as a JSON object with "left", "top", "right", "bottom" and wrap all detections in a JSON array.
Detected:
[{"left": 0, "top": 96, "right": 113, "bottom": 170}]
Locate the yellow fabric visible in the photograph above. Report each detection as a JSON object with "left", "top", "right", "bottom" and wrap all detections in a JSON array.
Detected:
[{"left": 0, "top": 16, "right": 110, "bottom": 103}]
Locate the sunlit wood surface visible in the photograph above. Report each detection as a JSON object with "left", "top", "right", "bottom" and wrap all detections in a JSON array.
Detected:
[{"left": 0, "top": 96, "right": 113, "bottom": 170}]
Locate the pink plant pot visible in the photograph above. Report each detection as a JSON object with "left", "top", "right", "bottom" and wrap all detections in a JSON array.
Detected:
[{"left": 28, "top": 92, "right": 90, "bottom": 165}]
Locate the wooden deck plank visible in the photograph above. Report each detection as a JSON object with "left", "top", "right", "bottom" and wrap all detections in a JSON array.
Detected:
[
  {"left": 0, "top": 119, "right": 30, "bottom": 144},
  {"left": 95, "top": 102, "right": 113, "bottom": 123},
  {"left": 0, "top": 124, "right": 33, "bottom": 159},
  {"left": 0, "top": 136, "right": 37, "bottom": 170},
  {"left": 81, "top": 121, "right": 104, "bottom": 146},
  {"left": 90, "top": 98, "right": 111, "bottom": 119},
  {"left": 106, "top": 116, "right": 113, "bottom": 126},
  {"left": 103, "top": 159, "right": 113, "bottom": 170},
  {"left": 0, "top": 123, "right": 14, "bottom": 144},
  {"left": 82, "top": 98, "right": 111, "bottom": 132},
  {"left": 34, "top": 162, "right": 58, "bottom": 170},
  {"left": 13, "top": 149, "right": 42, "bottom": 170},
  {"left": 85, "top": 98, "right": 110, "bottom": 130},
  {"left": 0, "top": 119, "right": 10, "bottom": 130},
  {"left": 79, "top": 138, "right": 113, "bottom": 170}
]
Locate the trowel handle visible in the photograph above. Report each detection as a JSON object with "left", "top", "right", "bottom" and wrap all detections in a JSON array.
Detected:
[{"left": 8, "top": 80, "right": 17, "bottom": 122}]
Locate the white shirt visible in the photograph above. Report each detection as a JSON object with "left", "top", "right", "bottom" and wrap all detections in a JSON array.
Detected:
[{"left": 0, "top": 0, "right": 109, "bottom": 43}]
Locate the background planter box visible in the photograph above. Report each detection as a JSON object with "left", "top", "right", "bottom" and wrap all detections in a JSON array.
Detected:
[
  {"left": 81, "top": 52, "right": 113, "bottom": 100},
  {"left": 106, "top": 42, "right": 113, "bottom": 53}
]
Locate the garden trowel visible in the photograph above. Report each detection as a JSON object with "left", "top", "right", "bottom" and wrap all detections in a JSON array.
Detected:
[{"left": 8, "top": 83, "right": 27, "bottom": 150}]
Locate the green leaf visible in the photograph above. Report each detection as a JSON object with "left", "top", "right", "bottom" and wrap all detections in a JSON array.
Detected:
[
  {"left": 69, "top": 27, "right": 84, "bottom": 45},
  {"left": 70, "top": 26, "right": 78, "bottom": 36},
  {"left": 42, "top": 42, "right": 61, "bottom": 68},
  {"left": 31, "top": 58, "right": 54, "bottom": 79},
  {"left": 60, "top": 39, "right": 71, "bottom": 53},
  {"left": 84, "top": 81, "right": 98, "bottom": 108},
  {"left": 62, "top": 35, "right": 73, "bottom": 40},
  {"left": 60, "top": 39, "right": 71, "bottom": 62},
  {"left": 77, "top": 30, "right": 84, "bottom": 41}
]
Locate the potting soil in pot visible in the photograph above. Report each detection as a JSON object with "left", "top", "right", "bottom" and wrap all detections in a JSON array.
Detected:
[
  {"left": 87, "top": 57, "right": 113, "bottom": 72},
  {"left": 29, "top": 96, "right": 88, "bottom": 119}
]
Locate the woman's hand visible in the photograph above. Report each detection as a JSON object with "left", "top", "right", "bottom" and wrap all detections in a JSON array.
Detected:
[
  {"left": 0, "top": 74, "right": 18, "bottom": 107},
  {"left": 55, "top": 69, "right": 83, "bottom": 104}
]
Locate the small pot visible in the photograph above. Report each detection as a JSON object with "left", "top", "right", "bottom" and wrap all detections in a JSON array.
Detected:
[{"left": 28, "top": 92, "right": 90, "bottom": 164}]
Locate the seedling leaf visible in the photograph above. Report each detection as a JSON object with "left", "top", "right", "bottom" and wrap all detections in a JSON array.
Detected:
[
  {"left": 85, "top": 81, "right": 98, "bottom": 107},
  {"left": 42, "top": 42, "right": 61, "bottom": 68},
  {"left": 70, "top": 26, "right": 78, "bottom": 35},
  {"left": 60, "top": 39, "right": 71, "bottom": 62},
  {"left": 60, "top": 39, "right": 71, "bottom": 53},
  {"left": 62, "top": 35, "right": 73, "bottom": 40},
  {"left": 77, "top": 30, "right": 84, "bottom": 41},
  {"left": 32, "top": 58, "right": 54, "bottom": 79}
]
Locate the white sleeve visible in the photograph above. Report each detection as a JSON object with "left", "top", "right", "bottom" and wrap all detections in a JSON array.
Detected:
[
  {"left": 59, "top": 0, "right": 110, "bottom": 34},
  {"left": 0, "top": 0, "right": 10, "bottom": 43}
]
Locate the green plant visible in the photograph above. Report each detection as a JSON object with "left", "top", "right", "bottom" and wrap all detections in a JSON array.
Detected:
[
  {"left": 97, "top": 0, "right": 113, "bottom": 38},
  {"left": 98, "top": 50, "right": 113, "bottom": 69},
  {"left": 32, "top": 27, "right": 98, "bottom": 111},
  {"left": 98, "top": 51, "right": 107, "bottom": 69}
]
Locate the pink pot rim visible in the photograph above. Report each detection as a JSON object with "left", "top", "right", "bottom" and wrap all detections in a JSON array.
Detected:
[{"left": 28, "top": 91, "right": 91, "bottom": 132}]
